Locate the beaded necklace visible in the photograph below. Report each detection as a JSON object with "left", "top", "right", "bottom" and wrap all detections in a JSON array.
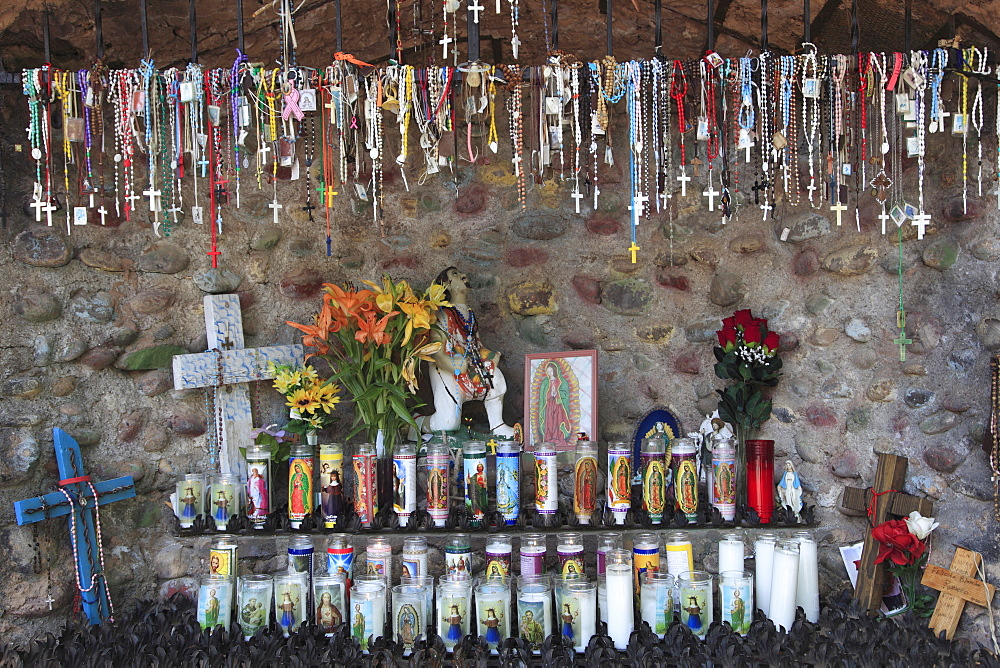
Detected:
[{"left": 670, "top": 60, "right": 689, "bottom": 197}]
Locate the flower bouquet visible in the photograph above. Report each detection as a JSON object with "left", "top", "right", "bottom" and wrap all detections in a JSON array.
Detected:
[
  {"left": 286, "top": 276, "right": 447, "bottom": 455},
  {"left": 713, "top": 309, "right": 782, "bottom": 510},
  {"left": 872, "top": 511, "right": 939, "bottom": 616}
]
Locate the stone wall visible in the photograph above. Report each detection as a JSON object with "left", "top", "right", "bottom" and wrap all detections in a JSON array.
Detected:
[{"left": 1, "top": 84, "right": 998, "bottom": 647}]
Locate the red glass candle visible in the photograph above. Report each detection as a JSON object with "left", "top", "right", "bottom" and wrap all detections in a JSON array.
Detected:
[{"left": 746, "top": 439, "right": 775, "bottom": 524}]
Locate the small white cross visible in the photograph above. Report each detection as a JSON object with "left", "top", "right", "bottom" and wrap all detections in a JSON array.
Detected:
[
  {"left": 703, "top": 185, "right": 720, "bottom": 211},
  {"left": 439, "top": 33, "right": 453, "bottom": 58},
  {"left": 143, "top": 187, "right": 162, "bottom": 212},
  {"left": 878, "top": 208, "right": 891, "bottom": 234},
  {"left": 168, "top": 204, "right": 183, "bottom": 223},
  {"left": 632, "top": 193, "right": 648, "bottom": 219},
  {"left": 30, "top": 198, "right": 46, "bottom": 222},
  {"left": 97, "top": 205, "right": 108, "bottom": 225},
  {"left": 268, "top": 199, "right": 283, "bottom": 225},
  {"left": 593, "top": 184, "right": 601, "bottom": 209},
  {"left": 45, "top": 594, "right": 55, "bottom": 611},
  {"left": 934, "top": 107, "right": 950, "bottom": 133},
  {"left": 469, "top": 1, "right": 485, "bottom": 22},
  {"left": 676, "top": 169, "right": 691, "bottom": 198},
  {"left": 830, "top": 202, "right": 848, "bottom": 226},
  {"left": 495, "top": 0, "right": 501, "bottom": 12},
  {"left": 124, "top": 193, "right": 140, "bottom": 210},
  {"left": 760, "top": 200, "right": 773, "bottom": 221},
  {"left": 511, "top": 154, "right": 522, "bottom": 176},
  {"left": 571, "top": 190, "right": 585, "bottom": 213},
  {"left": 806, "top": 179, "right": 818, "bottom": 202},
  {"left": 43, "top": 201, "right": 56, "bottom": 227},
  {"left": 911, "top": 212, "right": 931, "bottom": 239},
  {"left": 511, "top": 34, "right": 521, "bottom": 60}
]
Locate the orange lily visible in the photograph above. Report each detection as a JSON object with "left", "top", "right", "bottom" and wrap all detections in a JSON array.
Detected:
[
  {"left": 286, "top": 316, "right": 332, "bottom": 356},
  {"left": 355, "top": 310, "right": 398, "bottom": 346},
  {"left": 323, "top": 283, "right": 375, "bottom": 318}
]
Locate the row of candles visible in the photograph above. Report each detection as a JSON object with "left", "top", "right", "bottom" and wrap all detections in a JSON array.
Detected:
[
  {"left": 197, "top": 530, "right": 818, "bottom": 651},
  {"left": 175, "top": 434, "right": 773, "bottom": 530}
]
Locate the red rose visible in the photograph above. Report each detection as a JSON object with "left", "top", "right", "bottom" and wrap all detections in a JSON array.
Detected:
[
  {"left": 734, "top": 309, "right": 754, "bottom": 329},
  {"left": 762, "top": 332, "right": 780, "bottom": 351},
  {"left": 743, "top": 323, "right": 763, "bottom": 345},
  {"left": 717, "top": 326, "right": 738, "bottom": 351},
  {"left": 722, "top": 316, "right": 736, "bottom": 330},
  {"left": 872, "top": 519, "right": 927, "bottom": 566}
]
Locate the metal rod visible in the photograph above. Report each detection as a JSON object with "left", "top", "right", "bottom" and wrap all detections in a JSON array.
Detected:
[
  {"left": 606, "top": 0, "right": 613, "bottom": 56},
  {"left": 904, "top": 0, "right": 912, "bottom": 52},
  {"left": 803, "top": 0, "right": 810, "bottom": 43},
  {"left": 335, "top": 0, "right": 343, "bottom": 51},
  {"left": 552, "top": 0, "right": 559, "bottom": 51},
  {"left": 468, "top": 0, "right": 481, "bottom": 61},
  {"left": 760, "top": 0, "right": 768, "bottom": 51},
  {"left": 704, "top": 0, "right": 712, "bottom": 52},
  {"left": 43, "top": 5, "right": 52, "bottom": 63},
  {"left": 850, "top": 0, "right": 859, "bottom": 55},
  {"left": 140, "top": 0, "right": 149, "bottom": 59},
  {"left": 236, "top": 0, "right": 245, "bottom": 54},
  {"left": 189, "top": 0, "right": 198, "bottom": 63},
  {"left": 389, "top": 0, "right": 397, "bottom": 61},
  {"left": 94, "top": 0, "right": 103, "bottom": 59}
]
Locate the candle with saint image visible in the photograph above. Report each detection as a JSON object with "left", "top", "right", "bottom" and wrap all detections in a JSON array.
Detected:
[
  {"left": 425, "top": 441, "right": 450, "bottom": 527},
  {"left": 753, "top": 533, "right": 776, "bottom": 616},
  {"left": 604, "top": 549, "right": 634, "bottom": 650},
  {"left": 437, "top": 577, "right": 473, "bottom": 651},
  {"left": 718, "top": 533, "right": 745, "bottom": 576},
  {"left": 555, "top": 576, "right": 596, "bottom": 652},
  {"left": 573, "top": 440, "right": 599, "bottom": 524},
  {"left": 318, "top": 443, "right": 345, "bottom": 528},
  {"left": 351, "top": 580, "right": 387, "bottom": 652},
  {"left": 794, "top": 531, "right": 819, "bottom": 623},
  {"left": 366, "top": 536, "right": 392, "bottom": 584},
  {"left": 353, "top": 442, "right": 378, "bottom": 528},
  {"left": 208, "top": 474, "right": 240, "bottom": 530},
  {"left": 711, "top": 437, "right": 737, "bottom": 521},
  {"left": 596, "top": 532, "right": 623, "bottom": 575},
  {"left": 444, "top": 534, "right": 472, "bottom": 580},
  {"left": 607, "top": 442, "right": 632, "bottom": 524},
  {"left": 393, "top": 441, "right": 418, "bottom": 527},
  {"left": 237, "top": 574, "right": 273, "bottom": 639},
  {"left": 175, "top": 473, "right": 206, "bottom": 529},
  {"left": 485, "top": 534, "right": 513, "bottom": 578},
  {"left": 640, "top": 437, "right": 668, "bottom": 524},
  {"left": 768, "top": 540, "right": 799, "bottom": 632},
  {"left": 519, "top": 533, "right": 547, "bottom": 577},
  {"left": 401, "top": 537, "right": 428, "bottom": 580},
  {"left": 671, "top": 437, "right": 699, "bottom": 524},
  {"left": 313, "top": 573, "right": 347, "bottom": 636},
  {"left": 517, "top": 575, "right": 553, "bottom": 654},
  {"left": 678, "top": 570, "right": 713, "bottom": 639},
  {"left": 463, "top": 440, "right": 488, "bottom": 527},
  {"left": 720, "top": 570, "right": 753, "bottom": 636},
  {"left": 245, "top": 446, "right": 271, "bottom": 529},
  {"left": 327, "top": 534, "right": 354, "bottom": 589},
  {"left": 632, "top": 532, "right": 660, "bottom": 598},
  {"left": 557, "top": 532, "right": 585, "bottom": 575},
  {"left": 393, "top": 583, "right": 429, "bottom": 653},
  {"left": 475, "top": 577, "right": 512, "bottom": 651},
  {"left": 288, "top": 443, "right": 314, "bottom": 529},
  {"left": 640, "top": 570, "right": 675, "bottom": 637},
  {"left": 288, "top": 535, "right": 315, "bottom": 614},
  {"left": 534, "top": 444, "right": 558, "bottom": 515},
  {"left": 496, "top": 440, "right": 521, "bottom": 526}
]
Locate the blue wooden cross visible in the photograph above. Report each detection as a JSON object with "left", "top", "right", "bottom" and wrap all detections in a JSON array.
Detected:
[{"left": 14, "top": 428, "right": 136, "bottom": 625}]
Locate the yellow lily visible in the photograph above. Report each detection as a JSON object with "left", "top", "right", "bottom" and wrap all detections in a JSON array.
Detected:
[
  {"left": 401, "top": 341, "right": 442, "bottom": 392},
  {"left": 272, "top": 369, "right": 302, "bottom": 395},
  {"left": 398, "top": 300, "right": 434, "bottom": 345},
  {"left": 422, "top": 283, "right": 452, "bottom": 309},
  {"left": 362, "top": 276, "right": 398, "bottom": 313}
]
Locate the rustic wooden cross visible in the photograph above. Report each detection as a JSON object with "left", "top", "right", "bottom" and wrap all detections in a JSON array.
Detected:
[
  {"left": 921, "top": 547, "right": 997, "bottom": 640},
  {"left": 840, "top": 452, "right": 933, "bottom": 614},
  {"left": 14, "top": 428, "right": 136, "bottom": 625},
  {"left": 172, "top": 295, "right": 304, "bottom": 477}
]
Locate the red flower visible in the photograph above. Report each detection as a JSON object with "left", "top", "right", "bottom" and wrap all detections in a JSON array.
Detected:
[
  {"left": 717, "top": 326, "right": 738, "bottom": 351},
  {"left": 762, "top": 332, "right": 780, "bottom": 351},
  {"left": 743, "top": 323, "right": 763, "bottom": 345},
  {"left": 872, "top": 519, "right": 927, "bottom": 566},
  {"left": 733, "top": 309, "right": 754, "bottom": 329},
  {"left": 722, "top": 316, "right": 736, "bottom": 330}
]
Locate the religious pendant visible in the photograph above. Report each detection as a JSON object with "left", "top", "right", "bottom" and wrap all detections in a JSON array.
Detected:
[{"left": 952, "top": 113, "right": 968, "bottom": 135}]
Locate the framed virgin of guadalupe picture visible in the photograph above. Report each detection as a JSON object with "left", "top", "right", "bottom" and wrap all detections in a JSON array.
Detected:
[{"left": 523, "top": 350, "right": 598, "bottom": 452}]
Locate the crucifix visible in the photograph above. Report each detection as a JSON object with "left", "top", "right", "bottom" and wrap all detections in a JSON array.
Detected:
[
  {"left": 317, "top": 183, "right": 338, "bottom": 208},
  {"left": 124, "top": 193, "right": 140, "bottom": 212},
  {"left": 511, "top": 33, "right": 521, "bottom": 59},
  {"left": 676, "top": 168, "right": 691, "bottom": 197},
  {"left": 840, "top": 452, "right": 933, "bottom": 614},
  {"left": 631, "top": 193, "right": 648, "bottom": 221},
  {"left": 911, "top": 212, "right": 931, "bottom": 239},
  {"left": 760, "top": 199, "right": 773, "bottom": 221},
  {"left": 30, "top": 197, "right": 47, "bottom": 222},
  {"left": 41, "top": 200, "right": 56, "bottom": 227},
  {"left": 143, "top": 187, "right": 162, "bottom": 212},
  {"left": 703, "top": 184, "right": 719, "bottom": 212},
  {"left": 96, "top": 205, "right": 108, "bottom": 225},
  {"left": 894, "top": 309, "right": 912, "bottom": 361},
  {"left": 830, "top": 201, "right": 848, "bottom": 226},
  {"left": 878, "top": 207, "right": 891, "bottom": 235},
  {"left": 14, "top": 428, "right": 136, "bottom": 625},
  {"left": 870, "top": 171, "right": 892, "bottom": 202},
  {"left": 468, "top": 0, "right": 485, "bottom": 22},
  {"left": 921, "top": 547, "right": 997, "bottom": 640},
  {"left": 571, "top": 189, "right": 585, "bottom": 213},
  {"left": 268, "top": 199, "right": 283, "bottom": 225},
  {"left": 439, "top": 33, "right": 453, "bottom": 58},
  {"left": 172, "top": 295, "right": 304, "bottom": 476},
  {"left": 628, "top": 241, "right": 640, "bottom": 264}
]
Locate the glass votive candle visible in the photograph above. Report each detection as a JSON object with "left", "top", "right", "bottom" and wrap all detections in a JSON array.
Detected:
[
  {"left": 719, "top": 570, "right": 753, "bottom": 636},
  {"left": 175, "top": 473, "right": 205, "bottom": 528},
  {"left": 463, "top": 440, "right": 488, "bottom": 528},
  {"left": 768, "top": 539, "right": 799, "bottom": 632},
  {"left": 208, "top": 474, "right": 240, "bottom": 531},
  {"left": 496, "top": 440, "right": 521, "bottom": 526},
  {"left": 288, "top": 535, "right": 315, "bottom": 611},
  {"left": 288, "top": 443, "right": 314, "bottom": 529},
  {"left": 353, "top": 442, "right": 378, "bottom": 528},
  {"left": 444, "top": 534, "right": 472, "bottom": 579},
  {"left": 677, "top": 570, "right": 713, "bottom": 639},
  {"left": 555, "top": 577, "right": 596, "bottom": 652},
  {"left": 437, "top": 577, "right": 473, "bottom": 651},
  {"left": 393, "top": 441, "right": 418, "bottom": 527},
  {"left": 557, "top": 532, "right": 585, "bottom": 576},
  {"left": 794, "top": 531, "right": 820, "bottom": 623},
  {"left": 672, "top": 438, "right": 699, "bottom": 523},
  {"left": 640, "top": 437, "right": 668, "bottom": 524},
  {"left": 632, "top": 532, "right": 660, "bottom": 594},
  {"left": 606, "top": 443, "right": 632, "bottom": 524},
  {"left": 197, "top": 574, "right": 233, "bottom": 631},
  {"left": 318, "top": 442, "right": 345, "bottom": 528},
  {"left": 313, "top": 573, "right": 347, "bottom": 636},
  {"left": 393, "top": 583, "right": 429, "bottom": 652},
  {"left": 245, "top": 444, "right": 271, "bottom": 529},
  {"left": 366, "top": 536, "right": 392, "bottom": 583},
  {"left": 485, "top": 534, "right": 513, "bottom": 578},
  {"left": 401, "top": 575, "right": 435, "bottom": 627},
  {"left": 520, "top": 534, "right": 547, "bottom": 577},
  {"left": 663, "top": 531, "right": 695, "bottom": 577},
  {"left": 475, "top": 577, "right": 512, "bottom": 651},
  {"left": 718, "top": 532, "right": 745, "bottom": 576},
  {"left": 517, "top": 575, "right": 553, "bottom": 653},
  {"left": 401, "top": 536, "right": 428, "bottom": 581},
  {"left": 604, "top": 549, "right": 633, "bottom": 650},
  {"left": 426, "top": 440, "right": 450, "bottom": 527},
  {"left": 596, "top": 533, "right": 623, "bottom": 575},
  {"left": 237, "top": 574, "right": 273, "bottom": 639},
  {"left": 597, "top": 573, "right": 608, "bottom": 626},
  {"left": 754, "top": 533, "right": 777, "bottom": 616},
  {"left": 640, "top": 570, "right": 675, "bottom": 637},
  {"left": 327, "top": 534, "right": 354, "bottom": 588},
  {"left": 351, "top": 580, "right": 387, "bottom": 651},
  {"left": 534, "top": 444, "right": 559, "bottom": 515},
  {"left": 274, "top": 573, "right": 308, "bottom": 637}
]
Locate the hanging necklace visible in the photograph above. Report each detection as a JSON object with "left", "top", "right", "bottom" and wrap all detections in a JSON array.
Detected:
[
  {"left": 800, "top": 47, "right": 820, "bottom": 206},
  {"left": 910, "top": 50, "right": 931, "bottom": 239},
  {"left": 670, "top": 59, "right": 689, "bottom": 197}
]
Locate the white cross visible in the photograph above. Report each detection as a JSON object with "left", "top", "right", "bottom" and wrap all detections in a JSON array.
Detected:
[
  {"left": 45, "top": 593, "right": 55, "bottom": 611},
  {"left": 143, "top": 187, "right": 161, "bottom": 212},
  {"left": 934, "top": 107, "right": 950, "bottom": 133},
  {"left": 632, "top": 193, "right": 648, "bottom": 219},
  {"left": 703, "top": 185, "right": 720, "bottom": 211},
  {"left": 168, "top": 204, "right": 183, "bottom": 223},
  {"left": 97, "top": 205, "right": 108, "bottom": 225},
  {"left": 511, "top": 34, "right": 521, "bottom": 60},
  {"left": 593, "top": 184, "right": 601, "bottom": 209},
  {"left": 511, "top": 154, "right": 522, "bottom": 177},
  {"left": 806, "top": 179, "right": 818, "bottom": 202},
  {"left": 911, "top": 212, "right": 931, "bottom": 239},
  {"left": 42, "top": 201, "right": 56, "bottom": 227},
  {"left": 496, "top": 0, "right": 501, "bottom": 12},
  {"left": 571, "top": 190, "right": 585, "bottom": 213},
  {"left": 878, "top": 208, "right": 891, "bottom": 234},
  {"left": 256, "top": 144, "right": 271, "bottom": 168},
  {"left": 439, "top": 33, "right": 453, "bottom": 58},
  {"left": 172, "top": 295, "right": 304, "bottom": 476},
  {"left": 124, "top": 193, "right": 140, "bottom": 210},
  {"left": 760, "top": 200, "right": 773, "bottom": 221},
  {"left": 469, "top": 1, "right": 485, "bottom": 22},
  {"left": 830, "top": 202, "right": 848, "bottom": 226},
  {"left": 676, "top": 169, "right": 691, "bottom": 197},
  {"left": 268, "top": 199, "right": 283, "bottom": 225},
  {"left": 30, "top": 198, "right": 46, "bottom": 222}
]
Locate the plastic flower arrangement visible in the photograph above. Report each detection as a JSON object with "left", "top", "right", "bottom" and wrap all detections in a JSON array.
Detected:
[
  {"left": 872, "top": 511, "right": 939, "bottom": 616},
  {"left": 269, "top": 362, "right": 342, "bottom": 434},
  {"left": 713, "top": 308, "right": 782, "bottom": 437}
]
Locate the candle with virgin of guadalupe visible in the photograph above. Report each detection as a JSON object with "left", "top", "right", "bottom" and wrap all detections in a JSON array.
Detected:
[
  {"left": 485, "top": 534, "right": 513, "bottom": 578},
  {"left": 393, "top": 441, "right": 418, "bottom": 528},
  {"left": 496, "top": 441, "right": 521, "bottom": 526},
  {"left": 671, "top": 437, "right": 699, "bottom": 523},
  {"left": 353, "top": 442, "right": 378, "bottom": 528},
  {"left": 573, "top": 440, "right": 598, "bottom": 524},
  {"left": 288, "top": 444, "right": 314, "bottom": 529},
  {"left": 607, "top": 442, "right": 632, "bottom": 525},
  {"left": 534, "top": 444, "right": 558, "bottom": 515},
  {"left": 318, "top": 443, "right": 345, "bottom": 528},
  {"left": 711, "top": 437, "right": 737, "bottom": 521},
  {"left": 426, "top": 441, "right": 450, "bottom": 527},
  {"left": 641, "top": 438, "right": 668, "bottom": 524},
  {"left": 463, "top": 440, "right": 488, "bottom": 528}
]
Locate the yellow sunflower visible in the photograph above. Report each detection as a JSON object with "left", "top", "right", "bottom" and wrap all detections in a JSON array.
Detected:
[
  {"left": 286, "top": 387, "right": 321, "bottom": 415},
  {"left": 313, "top": 383, "right": 342, "bottom": 413}
]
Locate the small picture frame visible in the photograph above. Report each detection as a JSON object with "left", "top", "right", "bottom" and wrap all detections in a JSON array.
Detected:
[
  {"left": 842, "top": 163, "right": 853, "bottom": 176},
  {"left": 73, "top": 206, "right": 88, "bottom": 226},
  {"left": 704, "top": 51, "right": 724, "bottom": 68},
  {"left": 130, "top": 90, "right": 146, "bottom": 114},
  {"left": 894, "top": 93, "right": 912, "bottom": 115},
  {"left": 890, "top": 204, "right": 907, "bottom": 227},
  {"left": 179, "top": 81, "right": 196, "bottom": 103},
  {"left": 952, "top": 113, "right": 968, "bottom": 135},
  {"left": 906, "top": 135, "right": 921, "bottom": 158},
  {"left": 207, "top": 104, "right": 222, "bottom": 127},
  {"left": 802, "top": 78, "right": 821, "bottom": 99},
  {"left": 903, "top": 202, "right": 918, "bottom": 220},
  {"left": 544, "top": 96, "right": 561, "bottom": 115},
  {"left": 523, "top": 350, "right": 598, "bottom": 452},
  {"left": 696, "top": 117, "right": 710, "bottom": 141},
  {"left": 298, "top": 88, "right": 317, "bottom": 112}
]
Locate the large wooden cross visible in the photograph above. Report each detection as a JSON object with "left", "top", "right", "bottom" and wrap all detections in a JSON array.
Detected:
[
  {"left": 172, "top": 295, "right": 303, "bottom": 477},
  {"left": 921, "top": 547, "right": 997, "bottom": 639},
  {"left": 841, "top": 452, "right": 933, "bottom": 613},
  {"left": 14, "top": 429, "right": 136, "bottom": 625}
]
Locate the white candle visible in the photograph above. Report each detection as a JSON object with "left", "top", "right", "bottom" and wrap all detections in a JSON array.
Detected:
[
  {"left": 640, "top": 572, "right": 674, "bottom": 637},
  {"left": 664, "top": 532, "right": 695, "bottom": 577},
  {"left": 795, "top": 532, "right": 820, "bottom": 623},
  {"left": 598, "top": 574, "right": 608, "bottom": 625},
  {"left": 604, "top": 550, "right": 634, "bottom": 650},
  {"left": 768, "top": 540, "right": 799, "bottom": 632},
  {"left": 754, "top": 533, "right": 776, "bottom": 616},
  {"left": 718, "top": 534, "right": 744, "bottom": 576}
]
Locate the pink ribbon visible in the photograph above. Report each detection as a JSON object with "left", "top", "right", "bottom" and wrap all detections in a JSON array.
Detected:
[{"left": 282, "top": 87, "right": 304, "bottom": 122}]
